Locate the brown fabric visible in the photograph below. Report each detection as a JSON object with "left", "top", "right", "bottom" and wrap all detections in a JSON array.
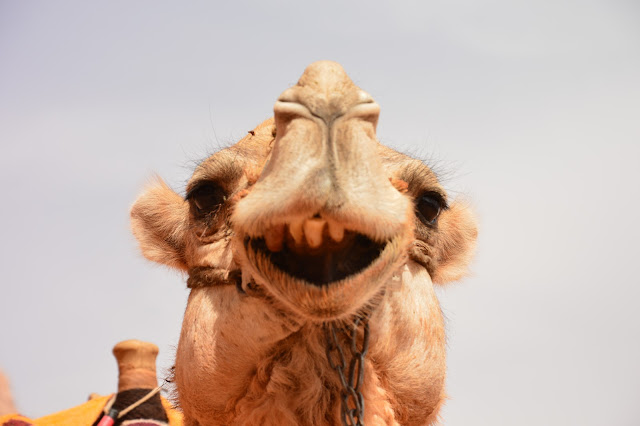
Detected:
[{"left": 92, "top": 389, "right": 169, "bottom": 426}]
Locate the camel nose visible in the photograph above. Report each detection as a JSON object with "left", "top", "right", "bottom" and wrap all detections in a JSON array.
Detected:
[
  {"left": 233, "top": 61, "right": 410, "bottom": 242},
  {"left": 276, "top": 61, "right": 376, "bottom": 124}
]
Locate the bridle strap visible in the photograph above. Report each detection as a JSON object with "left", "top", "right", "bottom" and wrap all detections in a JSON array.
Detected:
[{"left": 186, "top": 267, "right": 240, "bottom": 289}]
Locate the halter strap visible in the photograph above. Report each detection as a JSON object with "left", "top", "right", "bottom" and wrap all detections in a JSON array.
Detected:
[{"left": 186, "top": 267, "right": 240, "bottom": 289}]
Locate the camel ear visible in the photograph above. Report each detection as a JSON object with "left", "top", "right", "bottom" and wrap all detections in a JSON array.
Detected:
[
  {"left": 130, "top": 178, "right": 189, "bottom": 271},
  {"left": 431, "top": 201, "right": 478, "bottom": 284}
]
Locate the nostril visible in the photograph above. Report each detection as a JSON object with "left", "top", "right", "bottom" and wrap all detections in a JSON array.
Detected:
[
  {"left": 357, "top": 90, "right": 374, "bottom": 104},
  {"left": 277, "top": 88, "right": 297, "bottom": 103}
]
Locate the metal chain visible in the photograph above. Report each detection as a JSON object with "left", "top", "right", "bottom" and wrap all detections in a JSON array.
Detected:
[{"left": 324, "top": 317, "right": 370, "bottom": 426}]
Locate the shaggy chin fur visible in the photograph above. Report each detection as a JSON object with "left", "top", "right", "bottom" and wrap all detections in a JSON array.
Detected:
[{"left": 130, "top": 61, "right": 477, "bottom": 426}]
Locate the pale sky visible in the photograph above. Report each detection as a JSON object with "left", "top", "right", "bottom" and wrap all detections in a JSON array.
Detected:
[{"left": 1, "top": 1, "right": 639, "bottom": 424}]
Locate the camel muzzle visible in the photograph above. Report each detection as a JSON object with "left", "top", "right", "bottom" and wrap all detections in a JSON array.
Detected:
[
  {"left": 233, "top": 61, "right": 411, "bottom": 243},
  {"left": 232, "top": 61, "right": 413, "bottom": 315}
]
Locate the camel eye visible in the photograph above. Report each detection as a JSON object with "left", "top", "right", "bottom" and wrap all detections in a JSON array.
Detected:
[
  {"left": 416, "top": 192, "right": 443, "bottom": 225},
  {"left": 187, "top": 183, "right": 226, "bottom": 217}
]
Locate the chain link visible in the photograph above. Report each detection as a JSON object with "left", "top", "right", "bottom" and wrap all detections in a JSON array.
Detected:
[{"left": 324, "top": 317, "right": 370, "bottom": 426}]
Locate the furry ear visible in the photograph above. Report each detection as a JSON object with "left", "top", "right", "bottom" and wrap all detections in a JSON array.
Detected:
[
  {"left": 130, "top": 178, "right": 189, "bottom": 271},
  {"left": 431, "top": 201, "right": 478, "bottom": 284}
]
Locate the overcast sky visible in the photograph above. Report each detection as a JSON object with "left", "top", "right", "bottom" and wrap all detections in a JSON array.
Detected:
[{"left": 1, "top": 1, "right": 639, "bottom": 424}]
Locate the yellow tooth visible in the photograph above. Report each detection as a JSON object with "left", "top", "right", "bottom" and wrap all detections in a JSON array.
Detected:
[
  {"left": 327, "top": 219, "right": 345, "bottom": 242},
  {"left": 304, "top": 218, "right": 325, "bottom": 248},
  {"left": 289, "top": 220, "right": 304, "bottom": 245},
  {"left": 264, "top": 224, "right": 284, "bottom": 252}
]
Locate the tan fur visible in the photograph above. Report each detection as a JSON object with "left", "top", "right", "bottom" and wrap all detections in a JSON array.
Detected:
[
  {"left": 430, "top": 202, "right": 478, "bottom": 284},
  {"left": 130, "top": 178, "right": 190, "bottom": 271},
  {"left": 131, "top": 61, "right": 477, "bottom": 425}
]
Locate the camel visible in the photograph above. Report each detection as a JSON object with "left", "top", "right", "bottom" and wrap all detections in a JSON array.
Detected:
[{"left": 130, "top": 61, "right": 477, "bottom": 426}]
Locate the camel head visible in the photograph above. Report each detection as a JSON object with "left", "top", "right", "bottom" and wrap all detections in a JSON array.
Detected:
[{"left": 130, "top": 61, "right": 477, "bottom": 425}]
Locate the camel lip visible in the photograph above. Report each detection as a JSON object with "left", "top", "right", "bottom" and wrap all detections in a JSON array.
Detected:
[{"left": 243, "top": 231, "right": 388, "bottom": 287}]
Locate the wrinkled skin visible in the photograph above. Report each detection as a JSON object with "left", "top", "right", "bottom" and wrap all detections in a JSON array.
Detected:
[{"left": 131, "top": 61, "right": 477, "bottom": 425}]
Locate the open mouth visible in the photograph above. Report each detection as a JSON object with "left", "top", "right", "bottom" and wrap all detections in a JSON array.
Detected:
[{"left": 244, "top": 217, "right": 387, "bottom": 286}]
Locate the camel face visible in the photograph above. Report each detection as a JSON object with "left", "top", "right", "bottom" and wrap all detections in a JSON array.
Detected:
[
  {"left": 131, "top": 61, "right": 477, "bottom": 425},
  {"left": 232, "top": 61, "right": 413, "bottom": 321}
]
